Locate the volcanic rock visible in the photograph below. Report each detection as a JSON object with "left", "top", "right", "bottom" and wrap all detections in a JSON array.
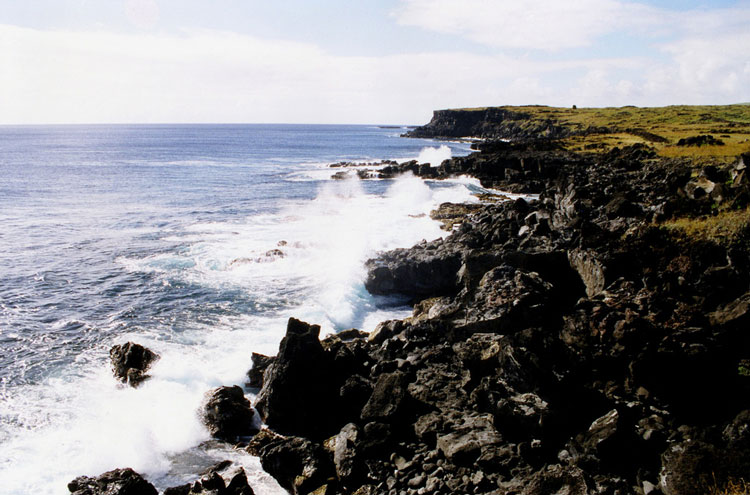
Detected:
[
  {"left": 109, "top": 342, "right": 159, "bottom": 387},
  {"left": 202, "top": 385, "right": 259, "bottom": 441},
  {"left": 68, "top": 468, "right": 157, "bottom": 495}
]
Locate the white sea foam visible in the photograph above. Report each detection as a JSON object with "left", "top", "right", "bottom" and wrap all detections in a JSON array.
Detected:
[
  {"left": 416, "top": 145, "right": 452, "bottom": 166},
  {"left": 0, "top": 172, "right": 479, "bottom": 495}
]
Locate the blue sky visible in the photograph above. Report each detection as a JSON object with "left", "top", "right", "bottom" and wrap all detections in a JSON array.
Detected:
[{"left": 2, "top": 0, "right": 749, "bottom": 124}]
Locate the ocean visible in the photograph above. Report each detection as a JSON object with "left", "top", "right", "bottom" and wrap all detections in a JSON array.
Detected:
[{"left": 0, "top": 124, "right": 478, "bottom": 494}]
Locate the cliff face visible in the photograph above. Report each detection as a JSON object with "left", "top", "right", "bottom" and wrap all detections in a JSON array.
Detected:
[{"left": 404, "top": 107, "right": 573, "bottom": 140}]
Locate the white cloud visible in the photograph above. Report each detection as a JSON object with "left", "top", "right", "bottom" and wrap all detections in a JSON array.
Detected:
[
  {"left": 652, "top": 31, "right": 750, "bottom": 103},
  {"left": 393, "top": 0, "right": 661, "bottom": 51},
  {"left": 1, "top": 16, "right": 749, "bottom": 125}
]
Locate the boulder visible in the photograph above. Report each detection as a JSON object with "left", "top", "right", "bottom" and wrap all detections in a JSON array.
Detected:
[
  {"left": 109, "top": 342, "right": 159, "bottom": 387},
  {"left": 259, "top": 436, "right": 335, "bottom": 495},
  {"left": 68, "top": 468, "right": 157, "bottom": 495},
  {"left": 202, "top": 385, "right": 259, "bottom": 441}
]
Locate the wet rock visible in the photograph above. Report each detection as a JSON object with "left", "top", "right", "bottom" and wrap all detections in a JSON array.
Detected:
[
  {"left": 245, "top": 428, "right": 284, "bottom": 457},
  {"left": 109, "top": 342, "right": 159, "bottom": 387},
  {"left": 254, "top": 318, "right": 340, "bottom": 439},
  {"left": 164, "top": 461, "right": 255, "bottom": 495},
  {"left": 202, "top": 385, "right": 259, "bottom": 441},
  {"left": 246, "top": 352, "right": 275, "bottom": 389},
  {"left": 430, "top": 202, "right": 484, "bottom": 231},
  {"left": 68, "top": 468, "right": 157, "bottom": 495}
]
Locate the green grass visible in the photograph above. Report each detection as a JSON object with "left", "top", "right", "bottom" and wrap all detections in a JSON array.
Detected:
[
  {"left": 469, "top": 104, "right": 750, "bottom": 164},
  {"left": 662, "top": 208, "right": 750, "bottom": 245}
]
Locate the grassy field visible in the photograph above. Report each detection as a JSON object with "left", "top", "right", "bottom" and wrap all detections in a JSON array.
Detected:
[{"left": 467, "top": 104, "right": 750, "bottom": 164}]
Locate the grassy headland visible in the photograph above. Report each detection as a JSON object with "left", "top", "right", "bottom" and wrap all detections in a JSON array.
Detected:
[{"left": 458, "top": 103, "right": 750, "bottom": 164}]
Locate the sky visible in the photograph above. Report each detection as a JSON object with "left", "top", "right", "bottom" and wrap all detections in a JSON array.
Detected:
[{"left": 1, "top": 0, "right": 749, "bottom": 124}]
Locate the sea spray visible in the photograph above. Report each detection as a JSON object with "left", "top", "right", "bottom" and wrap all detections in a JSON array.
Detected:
[
  {"left": 416, "top": 144, "right": 452, "bottom": 166},
  {"left": 0, "top": 170, "right": 477, "bottom": 494}
]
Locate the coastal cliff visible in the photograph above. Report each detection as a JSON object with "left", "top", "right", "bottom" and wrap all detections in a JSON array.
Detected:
[
  {"left": 403, "top": 107, "right": 575, "bottom": 140},
  {"left": 71, "top": 105, "right": 750, "bottom": 495}
]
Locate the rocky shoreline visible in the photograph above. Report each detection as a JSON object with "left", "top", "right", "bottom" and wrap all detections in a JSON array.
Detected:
[{"left": 71, "top": 110, "right": 750, "bottom": 495}]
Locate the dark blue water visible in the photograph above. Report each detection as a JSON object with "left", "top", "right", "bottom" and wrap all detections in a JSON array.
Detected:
[{"left": 0, "top": 124, "right": 475, "bottom": 494}]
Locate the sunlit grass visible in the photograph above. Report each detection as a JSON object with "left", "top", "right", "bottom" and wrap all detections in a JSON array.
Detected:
[
  {"left": 662, "top": 208, "right": 750, "bottom": 245},
  {"left": 454, "top": 104, "right": 750, "bottom": 164}
]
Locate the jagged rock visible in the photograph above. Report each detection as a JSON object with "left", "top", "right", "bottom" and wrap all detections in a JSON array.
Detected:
[
  {"left": 567, "top": 248, "right": 608, "bottom": 298},
  {"left": 338, "top": 374, "right": 372, "bottom": 420},
  {"left": 239, "top": 130, "right": 750, "bottom": 495},
  {"left": 254, "top": 318, "right": 342, "bottom": 439},
  {"left": 436, "top": 413, "right": 503, "bottom": 465},
  {"left": 246, "top": 352, "right": 275, "bottom": 389},
  {"left": 68, "top": 468, "right": 157, "bottom": 495},
  {"left": 521, "top": 464, "right": 590, "bottom": 495},
  {"left": 202, "top": 385, "right": 259, "bottom": 441},
  {"left": 684, "top": 176, "right": 717, "bottom": 200},
  {"left": 430, "top": 202, "right": 484, "bottom": 231},
  {"left": 494, "top": 392, "right": 549, "bottom": 441},
  {"left": 605, "top": 195, "right": 643, "bottom": 219},
  {"left": 164, "top": 461, "right": 255, "bottom": 495},
  {"left": 245, "top": 428, "right": 284, "bottom": 456},
  {"left": 360, "top": 371, "right": 410, "bottom": 422},
  {"left": 332, "top": 423, "right": 364, "bottom": 487},
  {"left": 709, "top": 291, "right": 750, "bottom": 328},
  {"left": 454, "top": 265, "right": 555, "bottom": 333},
  {"left": 408, "top": 362, "right": 471, "bottom": 410},
  {"left": 259, "top": 436, "right": 335, "bottom": 495},
  {"left": 109, "top": 342, "right": 159, "bottom": 387},
  {"left": 723, "top": 409, "right": 750, "bottom": 450}
]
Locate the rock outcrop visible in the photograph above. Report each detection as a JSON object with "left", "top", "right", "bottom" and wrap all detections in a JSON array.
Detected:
[{"left": 109, "top": 342, "right": 159, "bottom": 387}]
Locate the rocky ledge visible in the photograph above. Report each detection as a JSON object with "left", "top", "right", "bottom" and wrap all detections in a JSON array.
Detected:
[
  {"left": 72, "top": 117, "right": 750, "bottom": 495},
  {"left": 241, "top": 143, "right": 750, "bottom": 495}
]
